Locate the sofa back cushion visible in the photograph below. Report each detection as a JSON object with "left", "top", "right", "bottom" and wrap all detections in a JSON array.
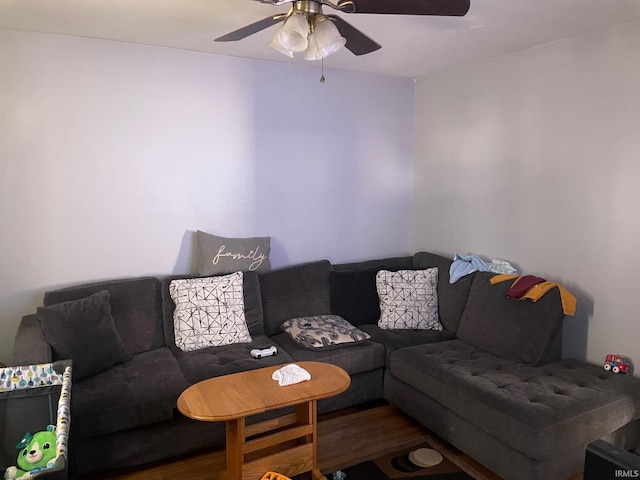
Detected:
[
  {"left": 329, "top": 268, "right": 380, "bottom": 326},
  {"left": 412, "top": 251, "right": 472, "bottom": 333},
  {"left": 259, "top": 260, "right": 332, "bottom": 336},
  {"left": 332, "top": 256, "right": 414, "bottom": 271},
  {"left": 161, "top": 270, "right": 264, "bottom": 349},
  {"left": 329, "top": 256, "right": 413, "bottom": 327},
  {"left": 43, "top": 277, "right": 164, "bottom": 355},
  {"left": 456, "top": 272, "right": 565, "bottom": 366}
]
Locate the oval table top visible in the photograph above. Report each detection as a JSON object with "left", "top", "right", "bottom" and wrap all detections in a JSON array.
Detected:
[{"left": 177, "top": 361, "right": 351, "bottom": 422}]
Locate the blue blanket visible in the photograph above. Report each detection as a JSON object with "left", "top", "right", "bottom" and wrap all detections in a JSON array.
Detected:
[{"left": 449, "top": 254, "right": 490, "bottom": 283}]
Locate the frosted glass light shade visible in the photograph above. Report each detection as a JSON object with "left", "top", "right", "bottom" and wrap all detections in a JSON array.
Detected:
[
  {"left": 270, "top": 26, "right": 294, "bottom": 58},
  {"left": 278, "top": 12, "right": 309, "bottom": 52},
  {"left": 304, "top": 33, "right": 321, "bottom": 61},
  {"left": 314, "top": 16, "right": 345, "bottom": 58}
]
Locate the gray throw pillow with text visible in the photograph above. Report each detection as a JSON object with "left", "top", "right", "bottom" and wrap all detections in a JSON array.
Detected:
[{"left": 196, "top": 230, "right": 271, "bottom": 275}]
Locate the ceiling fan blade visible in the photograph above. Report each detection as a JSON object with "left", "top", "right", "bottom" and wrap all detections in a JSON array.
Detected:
[
  {"left": 327, "top": 15, "right": 381, "bottom": 56},
  {"left": 215, "top": 15, "right": 286, "bottom": 42},
  {"left": 346, "top": 0, "right": 470, "bottom": 16}
]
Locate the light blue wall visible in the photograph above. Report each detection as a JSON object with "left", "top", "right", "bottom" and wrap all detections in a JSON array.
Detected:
[{"left": 0, "top": 28, "right": 414, "bottom": 363}]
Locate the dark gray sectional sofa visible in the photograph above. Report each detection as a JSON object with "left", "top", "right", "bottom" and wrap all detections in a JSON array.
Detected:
[{"left": 11, "top": 252, "right": 640, "bottom": 480}]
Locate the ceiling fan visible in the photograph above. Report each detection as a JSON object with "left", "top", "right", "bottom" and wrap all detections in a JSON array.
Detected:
[{"left": 215, "top": 0, "right": 470, "bottom": 60}]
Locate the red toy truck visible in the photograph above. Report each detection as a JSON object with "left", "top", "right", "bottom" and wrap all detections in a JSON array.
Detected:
[{"left": 603, "top": 354, "right": 632, "bottom": 374}]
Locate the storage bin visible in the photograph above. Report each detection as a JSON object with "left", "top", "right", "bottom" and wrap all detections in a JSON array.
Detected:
[{"left": 1, "top": 360, "right": 71, "bottom": 480}]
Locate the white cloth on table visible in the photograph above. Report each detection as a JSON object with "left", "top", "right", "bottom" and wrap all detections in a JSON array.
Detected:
[{"left": 272, "top": 363, "right": 311, "bottom": 386}]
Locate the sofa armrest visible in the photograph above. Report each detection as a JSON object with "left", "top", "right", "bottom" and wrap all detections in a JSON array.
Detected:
[{"left": 11, "top": 314, "right": 52, "bottom": 365}]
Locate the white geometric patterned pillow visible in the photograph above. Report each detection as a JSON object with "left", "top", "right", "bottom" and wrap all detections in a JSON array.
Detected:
[
  {"left": 376, "top": 268, "right": 442, "bottom": 330},
  {"left": 169, "top": 272, "right": 252, "bottom": 351}
]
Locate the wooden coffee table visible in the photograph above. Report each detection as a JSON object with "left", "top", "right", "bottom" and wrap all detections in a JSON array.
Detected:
[{"left": 177, "top": 361, "right": 351, "bottom": 480}]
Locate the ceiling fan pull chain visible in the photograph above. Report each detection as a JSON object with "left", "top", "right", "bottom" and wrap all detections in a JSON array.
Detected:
[{"left": 320, "top": 56, "right": 326, "bottom": 83}]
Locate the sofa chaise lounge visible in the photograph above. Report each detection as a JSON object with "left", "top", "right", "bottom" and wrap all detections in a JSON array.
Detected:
[{"left": 11, "top": 251, "right": 640, "bottom": 480}]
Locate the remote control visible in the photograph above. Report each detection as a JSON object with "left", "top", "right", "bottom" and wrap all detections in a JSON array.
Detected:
[{"left": 250, "top": 345, "right": 278, "bottom": 359}]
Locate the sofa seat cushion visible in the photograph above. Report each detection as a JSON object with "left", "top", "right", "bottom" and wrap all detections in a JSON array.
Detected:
[
  {"left": 271, "top": 332, "right": 385, "bottom": 376},
  {"left": 173, "top": 334, "right": 295, "bottom": 385},
  {"left": 389, "top": 340, "right": 640, "bottom": 460},
  {"left": 73, "top": 347, "right": 188, "bottom": 438},
  {"left": 359, "top": 324, "right": 456, "bottom": 363}
]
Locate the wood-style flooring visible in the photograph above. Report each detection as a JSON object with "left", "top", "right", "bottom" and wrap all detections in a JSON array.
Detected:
[{"left": 85, "top": 403, "right": 582, "bottom": 480}]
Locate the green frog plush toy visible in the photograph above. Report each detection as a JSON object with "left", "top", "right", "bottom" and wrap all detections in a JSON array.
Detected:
[{"left": 3, "top": 426, "right": 57, "bottom": 480}]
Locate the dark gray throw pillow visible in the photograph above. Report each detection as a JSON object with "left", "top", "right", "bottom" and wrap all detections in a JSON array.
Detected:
[
  {"left": 196, "top": 230, "right": 271, "bottom": 276},
  {"left": 38, "top": 290, "right": 131, "bottom": 380}
]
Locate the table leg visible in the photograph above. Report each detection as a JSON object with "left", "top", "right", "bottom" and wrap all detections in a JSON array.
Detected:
[
  {"left": 297, "top": 400, "right": 326, "bottom": 480},
  {"left": 311, "top": 467, "right": 327, "bottom": 480},
  {"left": 225, "top": 417, "right": 245, "bottom": 480}
]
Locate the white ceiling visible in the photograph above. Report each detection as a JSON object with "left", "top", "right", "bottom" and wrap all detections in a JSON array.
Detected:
[{"left": 1, "top": 0, "right": 640, "bottom": 79}]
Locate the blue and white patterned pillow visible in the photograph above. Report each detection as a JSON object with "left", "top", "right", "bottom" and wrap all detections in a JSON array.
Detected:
[
  {"left": 169, "top": 272, "right": 252, "bottom": 351},
  {"left": 376, "top": 268, "right": 442, "bottom": 330},
  {"left": 281, "top": 315, "right": 371, "bottom": 349}
]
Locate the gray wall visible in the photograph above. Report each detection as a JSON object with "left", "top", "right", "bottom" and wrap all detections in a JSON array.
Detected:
[
  {"left": 0, "top": 28, "right": 414, "bottom": 363},
  {"left": 412, "top": 20, "right": 640, "bottom": 367}
]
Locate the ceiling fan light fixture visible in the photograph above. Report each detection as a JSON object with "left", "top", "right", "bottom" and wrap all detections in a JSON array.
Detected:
[
  {"left": 278, "top": 12, "right": 309, "bottom": 52},
  {"left": 269, "top": 26, "right": 294, "bottom": 58},
  {"left": 304, "top": 32, "right": 321, "bottom": 61},
  {"left": 313, "top": 15, "right": 346, "bottom": 58}
]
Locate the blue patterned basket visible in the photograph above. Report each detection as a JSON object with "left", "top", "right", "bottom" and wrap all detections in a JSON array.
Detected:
[{"left": 1, "top": 360, "right": 72, "bottom": 480}]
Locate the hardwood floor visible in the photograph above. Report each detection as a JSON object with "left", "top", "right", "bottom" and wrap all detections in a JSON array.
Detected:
[
  {"left": 85, "top": 403, "right": 508, "bottom": 480},
  {"left": 85, "top": 403, "right": 583, "bottom": 480}
]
